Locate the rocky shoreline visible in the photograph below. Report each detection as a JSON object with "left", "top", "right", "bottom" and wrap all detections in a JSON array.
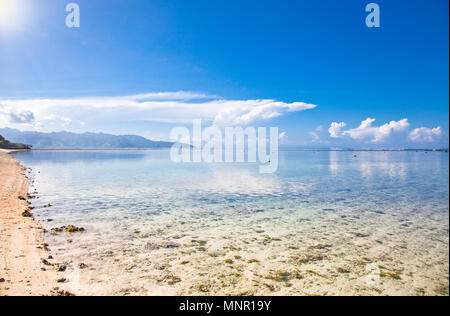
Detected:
[{"left": 0, "top": 149, "right": 74, "bottom": 296}]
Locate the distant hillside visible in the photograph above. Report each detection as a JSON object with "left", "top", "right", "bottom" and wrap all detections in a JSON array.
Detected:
[
  {"left": 0, "top": 134, "right": 30, "bottom": 150},
  {"left": 0, "top": 128, "right": 174, "bottom": 149}
]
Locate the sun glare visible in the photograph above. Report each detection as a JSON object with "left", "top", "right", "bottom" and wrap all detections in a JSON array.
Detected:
[{"left": 0, "top": 0, "right": 23, "bottom": 31}]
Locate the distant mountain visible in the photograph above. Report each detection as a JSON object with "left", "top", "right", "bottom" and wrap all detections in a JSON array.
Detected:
[{"left": 0, "top": 128, "right": 174, "bottom": 149}]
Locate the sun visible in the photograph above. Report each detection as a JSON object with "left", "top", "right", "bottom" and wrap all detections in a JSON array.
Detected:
[{"left": 0, "top": 0, "right": 22, "bottom": 31}]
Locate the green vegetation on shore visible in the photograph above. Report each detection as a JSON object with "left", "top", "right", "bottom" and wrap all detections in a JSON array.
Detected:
[{"left": 0, "top": 134, "right": 30, "bottom": 150}]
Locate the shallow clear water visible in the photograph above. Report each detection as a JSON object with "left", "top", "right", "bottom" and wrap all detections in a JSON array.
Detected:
[{"left": 14, "top": 150, "right": 450, "bottom": 296}]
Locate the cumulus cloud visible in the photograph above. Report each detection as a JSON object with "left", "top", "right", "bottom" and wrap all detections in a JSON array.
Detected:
[
  {"left": 0, "top": 92, "right": 317, "bottom": 130},
  {"left": 345, "top": 118, "right": 410, "bottom": 143},
  {"left": 328, "top": 118, "right": 410, "bottom": 143},
  {"left": 328, "top": 122, "right": 347, "bottom": 138},
  {"left": 6, "top": 110, "right": 35, "bottom": 124},
  {"left": 409, "top": 127, "right": 442, "bottom": 142},
  {"left": 0, "top": 104, "right": 35, "bottom": 125},
  {"left": 326, "top": 117, "right": 447, "bottom": 146}
]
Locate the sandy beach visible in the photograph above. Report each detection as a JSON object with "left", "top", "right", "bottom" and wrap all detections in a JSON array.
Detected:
[{"left": 0, "top": 149, "right": 66, "bottom": 296}]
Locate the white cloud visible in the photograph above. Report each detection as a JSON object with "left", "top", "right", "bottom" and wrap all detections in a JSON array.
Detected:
[
  {"left": 127, "top": 91, "right": 216, "bottom": 101},
  {"left": 0, "top": 92, "right": 317, "bottom": 130},
  {"left": 328, "top": 122, "right": 347, "bottom": 138},
  {"left": 309, "top": 125, "right": 324, "bottom": 141},
  {"left": 329, "top": 118, "right": 410, "bottom": 143},
  {"left": 409, "top": 126, "right": 442, "bottom": 142},
  {"left": 213, "top": 100, "right": 316, "bottom": 126},
  {"left": 43, "top": 114, "right": 73, "bottom": 127},
  {"left": 345, "top": 118, "right": 410, "bottom": 143},
  {"left": 279, "top": 131, "right": 288, "bottom": 140},
  {"left": 0, "top": 104, "right": 35, "bottom": 125}
]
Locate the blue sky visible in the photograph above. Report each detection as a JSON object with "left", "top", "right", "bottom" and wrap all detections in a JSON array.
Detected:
[{"left": 0, "top": 0, "right": 448, "bottom": 148}]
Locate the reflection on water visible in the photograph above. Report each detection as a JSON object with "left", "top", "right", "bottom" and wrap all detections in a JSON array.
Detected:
[
  {"left": 329, "top": 151, "right": 340, "bottom": 175},
  {"left": 14, "top": 150, "right": 449, "bottom": 296},
  {"left": 327, "top": 151, "right": 417, "bottom": 179}
]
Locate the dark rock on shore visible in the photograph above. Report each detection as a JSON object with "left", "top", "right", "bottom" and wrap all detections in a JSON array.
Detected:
[
  {"left": 51, "top": 225, "right": 86, "bottom": 235},
  {"left": 22, "top": 210, "right": 33, "bottom": 218}
]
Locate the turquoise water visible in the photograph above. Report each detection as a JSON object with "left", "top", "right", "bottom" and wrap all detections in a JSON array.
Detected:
[
  {"left": 13, "top": 150, "right": 450, "bottom": 295},
  {"left": 15, "top": 150, "right": 449, "bottom": 220}
]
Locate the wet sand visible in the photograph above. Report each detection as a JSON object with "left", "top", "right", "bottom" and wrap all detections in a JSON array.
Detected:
[{"left": 0, "top": 150, "right": 66, "bottom": 296}]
